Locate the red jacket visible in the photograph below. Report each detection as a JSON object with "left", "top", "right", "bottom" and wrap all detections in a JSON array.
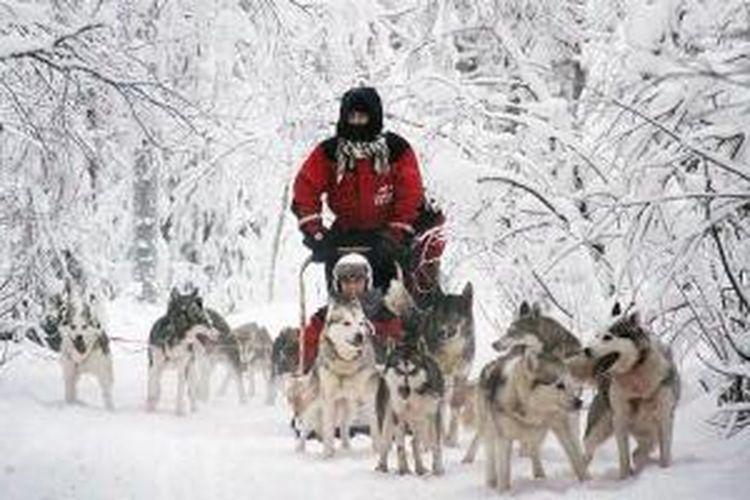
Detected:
[
  {"left": 301, "top": 306, "right": 402, "bottom": 372},
  {"left": 292, "top": 134, "right": 424, "bottom": 239}
]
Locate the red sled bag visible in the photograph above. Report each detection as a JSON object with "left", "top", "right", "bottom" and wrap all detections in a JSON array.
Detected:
[{"left": 408, "top": 199, "right": 446, "bottom": 296}]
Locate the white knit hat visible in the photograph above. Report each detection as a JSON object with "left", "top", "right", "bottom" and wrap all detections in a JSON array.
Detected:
[{"left": 332, "top": 253, "right": 373, "bottom": 293}]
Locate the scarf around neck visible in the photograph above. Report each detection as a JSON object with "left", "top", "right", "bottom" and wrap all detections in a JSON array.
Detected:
[{"left": 335, "top": 135, "right": 390, "bottom": 184}]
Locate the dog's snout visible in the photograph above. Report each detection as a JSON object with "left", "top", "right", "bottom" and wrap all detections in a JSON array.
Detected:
[
  {"left": 583, "top": 347, "right": 593, "bottom": 358},
  {"left": 573, "top": 397, "right": 583, "bottom": 410},
  {"left": 353, "top": 333, "right": 364, "bottom": 345}
]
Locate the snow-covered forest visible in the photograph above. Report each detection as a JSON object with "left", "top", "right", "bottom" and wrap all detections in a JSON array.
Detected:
[{"left": 1, "top": 1, "right": 749, "bottom": 498}]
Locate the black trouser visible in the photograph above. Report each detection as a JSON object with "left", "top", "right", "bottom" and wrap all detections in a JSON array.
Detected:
[{"left": 323, "top": 228, "right": 401, "bottom": 293}]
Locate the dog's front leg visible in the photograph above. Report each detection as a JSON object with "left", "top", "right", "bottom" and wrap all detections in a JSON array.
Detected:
[
  {"left": 265, "top": 367, "right": 276, "bottom": 406},
  {"left": 411, "top": 421, "right": 427, "bottom": 475},
  {"left": 395, "top": 421, "right": 410, "bottom": 474},
  {"left": 657, "top": 390, "right": 677, "bottom": 468},
  {"left": 496, "top": 435, "right": 513, "bottom": 492},
  {"left": 431, "top": 408, "right": 445, "bottom": 476},
  {"left": 321, "top": 394, "right": 336, "bottom": 458},
  {"left": 442, "top": 377, "right": 458, "bottom": 447},
  {"left": 483, "top": 418, "right": 498, "bottom": 488},
  {"left": 529, "top": 442, "right": 546, "bottom": 479},
  {"left": 583, "top": 408, "right": 613, "bottom": 466},
  {"left": 446, "top": 375, "right": 467, "bottom": 447},
  {"left": 97, "top": 354, "right": 115, "bottom": 411},
  {"left": 233, "top": 363, "right": 248, "bottom": 404},
  {"left": 611, "top": 399, "right": 633, "bottom": 479},
  {"left": 552, "top": 419, "right": 589, "bottom": 481},
  {"left": 339, "top": 398, "right": 352, "bottom": 450},
  {"left": 62, "top": 357, "right": 77, "bottom": 404},
  {"left": 462, "top": 430, "right": 480, "bottom": 464},
  {"left": 146, "top": 352, "right": 164, "bottom": 412},
  {"left": 246, "top": 363, "right": 256, "bottom": 398},
  {"left": 176, "top": 360, "right": 189, "bottom": 416},
  {"left": 187, "top": 359, "right": 200, "bottom": 413},
  {"left": 376, "top": 411, "right": 394, "bottom": 472}
]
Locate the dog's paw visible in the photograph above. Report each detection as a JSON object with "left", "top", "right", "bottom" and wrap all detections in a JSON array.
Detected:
[
  {"left": 397, "top": 465, "right": 411, "bottom": 475},
  {"left": 414, "top": 464, "right": 428, "bottom": 476},
  {"left": 432, "top": 464, "right": 445, "bottom": 476},
  {"left": 375, "top": 463, "right": 388, "bottom": 473},
  {"left": 322, "top": 448, "right": 335, "bottom": 459}
]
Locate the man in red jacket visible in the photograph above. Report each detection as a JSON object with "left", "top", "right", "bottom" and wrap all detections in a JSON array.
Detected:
[{"left": 292, "top": 86, "right": 425, "bottom": 292}]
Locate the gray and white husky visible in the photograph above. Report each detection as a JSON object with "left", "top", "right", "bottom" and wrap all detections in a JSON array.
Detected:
[
  {"left": 420, "top": 282, "right": 475, "bottom": 447},
  {"left": 58, "top": 292, "right": 114, "bottom": 410},
  {"left": 476, "top": 346, "right": 588, "bottom": 492},
  {"left": 376, "top": 341, "right": 445, "bottom": 476},
  {"left": 582, "top": 311, "right": 680, "bottom": 478},
  {"left": 312, "top": 295, "right": 380, "bottom": 458},
  {"left": 147, "top": 288, "right": 221, "bottom": 414},
  {"left": 465, "top": 300, "right": 583, "bottom": 464},
  {"left": 221, "top": 322, "right": 274, "bottom": 404}
]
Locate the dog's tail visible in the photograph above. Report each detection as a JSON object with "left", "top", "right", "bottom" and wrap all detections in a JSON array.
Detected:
[{"left": 376, "top": 377, "right": 390, "bottom": 435}]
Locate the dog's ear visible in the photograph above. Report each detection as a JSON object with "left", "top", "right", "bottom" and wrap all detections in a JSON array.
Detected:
[
  {"left": 519, "top": 301, "right": 531, "bottom": 318},
  {"left": 170, "top": 287, "right": 180, "bottom": 302},
  {"left": 626, "top": 311, "right": 640, "bottom": 327},
  {"left": 611, "top": 302, "right": 622, "bottom": 317},
  {"left": 531, "top": 302, "right": 541, "bottom": 318},
  {"left": 461, "top": 282, "right": 473, "bottom": 308}
]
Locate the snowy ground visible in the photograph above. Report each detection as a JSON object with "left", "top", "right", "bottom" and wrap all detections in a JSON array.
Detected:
[{"left": 1, "top": 298, "right": 749, "bottom": 500}]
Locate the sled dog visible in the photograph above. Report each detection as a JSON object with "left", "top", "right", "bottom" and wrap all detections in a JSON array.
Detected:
[
  {"left": 582, "top": 311, "right": 680, "bottom": 478},
  {"left": 376, "top": 341, "right": 445, "bottom": 475}
]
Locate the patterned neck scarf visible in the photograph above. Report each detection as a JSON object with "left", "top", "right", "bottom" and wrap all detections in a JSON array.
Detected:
[{"left": 335, "top": 135, "right": 390, "bottom": 184}]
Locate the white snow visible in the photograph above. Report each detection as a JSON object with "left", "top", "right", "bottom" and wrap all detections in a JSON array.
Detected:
[{"left": 1, "top": 297, "right": 749, "bottom": 500}]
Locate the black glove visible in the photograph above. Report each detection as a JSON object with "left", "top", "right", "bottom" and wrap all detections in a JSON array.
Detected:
[
  {"left": 376, "top": 231, "right": 409, "bottom": 267},
  {"left": 303, "top": 228, "right": 333, "bottom": 263}
]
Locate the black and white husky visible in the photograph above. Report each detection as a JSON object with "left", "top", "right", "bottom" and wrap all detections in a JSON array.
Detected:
[
  {"left": 376, "top": 341, "right": 445, "bottom": 475},
  {"left": 58, "top": 292, "right": 114, "bottom": 410},
  {"left": 147, "top": 288, "right": 219, "bottom": 414}
]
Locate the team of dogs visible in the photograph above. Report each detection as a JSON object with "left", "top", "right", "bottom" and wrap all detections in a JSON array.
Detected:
[{"left": 42, "top": 279, "right": 680, "bottom": 493}]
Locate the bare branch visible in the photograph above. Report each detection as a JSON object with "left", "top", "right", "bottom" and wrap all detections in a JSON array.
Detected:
[
  {"left": 477, "top": 176, "right": 570, "bottom": 226},
  {"left": 607, "top": 97, "right": 750, "bottom": 184},
  {"left": 710, "top": 224, "right": 750, "bottom": 313}
]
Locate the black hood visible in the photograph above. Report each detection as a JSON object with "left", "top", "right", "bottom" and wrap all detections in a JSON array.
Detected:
[{"left": 336, "top": 87, "right": 383, "bottom": 142}]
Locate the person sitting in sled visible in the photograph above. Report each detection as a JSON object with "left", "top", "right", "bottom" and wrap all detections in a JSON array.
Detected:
[
  {"left": 300, "top": 253, "right": 401, "bottom": 372},
  {"left": 292, "top": 86, "right": 440, "bottom": 294}
]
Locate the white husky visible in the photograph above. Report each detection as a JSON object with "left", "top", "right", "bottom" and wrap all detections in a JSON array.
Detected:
[{"left": 58, "top": 293, "right": 114, "bottom": 411}]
